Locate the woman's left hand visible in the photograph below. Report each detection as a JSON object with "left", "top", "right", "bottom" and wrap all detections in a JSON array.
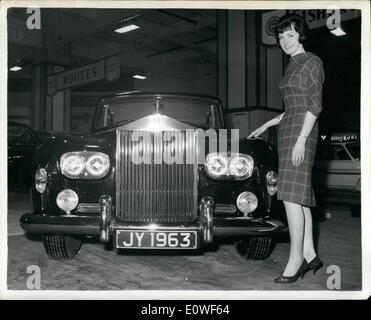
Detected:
[{"left": 292, "top": 137, "right": 306, "bottom": 167}]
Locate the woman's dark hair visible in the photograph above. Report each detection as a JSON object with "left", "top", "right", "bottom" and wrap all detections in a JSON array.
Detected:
[{"left": 274, "top": 13, "right": 308, "bottom": 44}]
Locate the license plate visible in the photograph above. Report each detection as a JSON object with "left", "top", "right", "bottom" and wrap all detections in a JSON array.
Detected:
[{"left": 115, "top": 230, "right": 198, "bottom": 249}]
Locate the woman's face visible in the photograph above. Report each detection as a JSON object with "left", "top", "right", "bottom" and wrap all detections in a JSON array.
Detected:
[{"left": 278, "top": 24, "right": 302, "bottom": 56}]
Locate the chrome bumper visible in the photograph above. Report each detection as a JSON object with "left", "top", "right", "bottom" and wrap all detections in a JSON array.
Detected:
[{"left": 20, "top": 196, "right": 287, "bottom": 241}]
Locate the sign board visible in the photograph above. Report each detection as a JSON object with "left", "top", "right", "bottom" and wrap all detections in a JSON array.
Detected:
[
  {"left": 329, "top": 132, "right": 359, "bottom": 143},
  {"left": 262, "top": 9, "right": 361, "bottom": 45},
  {"left": 48, "top": 55, "right": 120, "bottom": 95}
]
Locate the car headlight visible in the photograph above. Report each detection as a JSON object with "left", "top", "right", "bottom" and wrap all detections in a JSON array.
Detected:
[
  {"left": 229, "top": 155, "right": 254, "bottom": 179},
  {"left": 205, "top": 153, "right": 254, "bottom": 180},
  {"left": 86, "top": 154, "right": 110, "bottom": 177},
  {"left": 205, "top": 154, "right": 229, "bottom": 177},
  {"left": 60, "top": 152, "right": 110, "bottom": 179},
  {"left": 61, "top": 154, "right": 85, "bottom": 177}
]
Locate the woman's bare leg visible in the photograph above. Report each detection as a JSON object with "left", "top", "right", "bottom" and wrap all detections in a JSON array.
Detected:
[
  {"left": 303, "top": 206, "right": 317, "bottom": 262},
  {"left": 282, "top": 201, "right": 305, "bottom": 276}
]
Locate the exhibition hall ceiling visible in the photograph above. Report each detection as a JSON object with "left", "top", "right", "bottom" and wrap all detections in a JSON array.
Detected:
[{"left": 8, "top": 8, "right": 217, "bottom": 72}]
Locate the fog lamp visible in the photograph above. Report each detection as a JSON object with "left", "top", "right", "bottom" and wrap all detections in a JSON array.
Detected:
[
  {"left": 35, "top": 168, "right": 47, "bottom": 193},
  {"left": 236, "top": 191, "right": 258, "bottom": 215},
  {"left": 56, "top": 189, "right": 79, "bottom": 214}
]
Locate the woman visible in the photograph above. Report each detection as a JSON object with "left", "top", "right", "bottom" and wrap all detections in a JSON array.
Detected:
[{"left": 248, "top": 14, "right": 324, "bottom": 283}]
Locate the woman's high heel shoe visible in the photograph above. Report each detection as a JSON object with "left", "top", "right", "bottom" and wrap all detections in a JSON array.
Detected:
[
  {"left": 274, "top": 260, "right": 309, "bottom": 284},
  {"left": 304, "top": 256, "right": 323, "bottom": 276}
]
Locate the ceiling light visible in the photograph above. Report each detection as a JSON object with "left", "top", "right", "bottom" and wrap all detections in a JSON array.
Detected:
[
  {"left": 9, "top": 66, "right": 22, "bottom": 71},
  {"left": 330, "top": 27, "right": 346, "bottom": 36},
  {"left": 133, "top": 75, "right": 146, "bottom": 80},
  {"left": 114, "top": 24, "right": 140, "bottom": 34}
]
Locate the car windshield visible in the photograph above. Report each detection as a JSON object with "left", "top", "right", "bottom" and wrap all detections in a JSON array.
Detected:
[
  {"left": 93, "top": 95, "right": 224, "bottom": 131},
  {"left": 346, "top": 142, "right": 360, "bottom": 160},
  {"left": 8, "top": 124, "right": 38, "bottom": 146}
]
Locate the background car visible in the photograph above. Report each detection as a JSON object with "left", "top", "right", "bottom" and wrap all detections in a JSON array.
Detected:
[
  {"left": 313, "top": 132, "right": 361, "bottom": 215},
  {"left": 34, "top": 130, "right": 55, "bottom": 143},
  {"left": 8, "top": 121, "right": 41, "bottom": 192}
]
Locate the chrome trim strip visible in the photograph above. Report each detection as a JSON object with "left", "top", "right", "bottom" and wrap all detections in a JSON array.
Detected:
[
  {"left": 112, "top": 225, "right": 201, "bottom": 231},
  {"left": 200, "top": 197, "right": 214, "bottom": 244},
  {"left": 193, "top": 130, "right": 199, "bottom": 219},
  {"left": 77, "top": 203, "right": 101, "bottom": 213},
  {"left": 99, "top": 195, "right": 112, "bottom": 242},
  {"left": 214, "top": 204, "right": 236, "bottom": 214},
  {"left": 115, "top": 128, "right": 121, "bottom": 218}
]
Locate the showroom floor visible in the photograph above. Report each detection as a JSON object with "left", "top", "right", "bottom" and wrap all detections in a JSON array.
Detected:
[{"left": 7, "top": 193, "right": 362, "bottom": 292}]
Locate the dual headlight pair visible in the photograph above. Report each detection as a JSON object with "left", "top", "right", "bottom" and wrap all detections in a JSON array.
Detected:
[
  {"left": 60, "top": 151, "right": 110, "bottom": 179},
  {"left": 205, "top": 153, "right": 254, "bottom": 180},
  {"left": 34, "top": 151, "right": 110, "bottom": 194}
]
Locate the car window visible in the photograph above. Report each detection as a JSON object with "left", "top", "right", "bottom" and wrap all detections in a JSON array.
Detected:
[
  {"left": 8, "top": 125, "right": 38, "bottom": 146},
  {"left": 346, "top": 143, "right": 360, "bottom": 160},
  {"left": 317, "top": 144, "right": 350, "bottom": 161},
  {"left": 333, "top": 145, "right": 350, "bottom": 160}
]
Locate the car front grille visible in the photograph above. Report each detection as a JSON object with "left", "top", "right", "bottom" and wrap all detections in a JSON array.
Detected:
[{"left": 116, "top": 130, "right": 198, "bottom": 223}]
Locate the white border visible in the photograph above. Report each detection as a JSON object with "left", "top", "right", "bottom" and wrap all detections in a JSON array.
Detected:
[{"left": 0, "top": 0, "right": 370, "bottom": 300}]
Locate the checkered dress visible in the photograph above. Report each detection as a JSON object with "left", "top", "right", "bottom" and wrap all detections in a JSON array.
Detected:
[{"left": 277, "top": 52, "right": 325, "bottom": 207}]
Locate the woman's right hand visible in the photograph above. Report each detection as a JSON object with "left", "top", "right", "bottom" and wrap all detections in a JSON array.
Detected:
[
  {"left": 247, "top": 123, "right": 269, "bottom": 139},
  {"left": 247, "top": 115, "right": 282, "bottom": 139}
]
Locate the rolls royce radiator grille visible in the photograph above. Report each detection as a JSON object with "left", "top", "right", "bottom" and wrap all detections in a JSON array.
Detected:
[{"left": 116, "top": 130, "right": 198, "bottom": 223}]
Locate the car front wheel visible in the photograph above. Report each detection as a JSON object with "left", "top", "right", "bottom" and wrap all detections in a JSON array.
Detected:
[
  {"left": 42, "top": 234, "right": 82, "bottom": 260},
  {"left": 235, "top": 236, "right": 276, "bottom": 260}
]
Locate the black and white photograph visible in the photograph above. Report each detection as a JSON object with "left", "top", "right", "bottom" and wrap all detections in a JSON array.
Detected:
[{"left": 1, "top": 0, "right": 370, "bottom": 300}]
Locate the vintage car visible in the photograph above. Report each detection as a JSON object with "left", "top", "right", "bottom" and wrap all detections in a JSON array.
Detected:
[
  {"left": 20, "top": 92, "right": 287, "bottom": 260},
  {"left": 313, "top": 132, "right": 361, "bottom": 214},
  {"left": 8, "top": 121, "right": 41, "bottom": 192}
]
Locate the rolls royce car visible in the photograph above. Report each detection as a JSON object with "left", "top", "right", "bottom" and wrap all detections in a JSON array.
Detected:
[
  {"left": 8, "top": 121, "right": 41, "bottom": 192},
  {"left": 313, "top": 132, "right": 361, "bottom": 213},
  {"left": 20, "top": 92, "right": 287, "bottom": 260}
]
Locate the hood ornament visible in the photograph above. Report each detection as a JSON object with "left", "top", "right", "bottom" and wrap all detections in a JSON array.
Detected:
[{"left": 154, "top": 96, "right": 162, "bottom": 114}]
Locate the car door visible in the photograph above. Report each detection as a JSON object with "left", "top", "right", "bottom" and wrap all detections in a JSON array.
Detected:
[{"left": 314, "top": 143, "right": 360, "bottom": 191}]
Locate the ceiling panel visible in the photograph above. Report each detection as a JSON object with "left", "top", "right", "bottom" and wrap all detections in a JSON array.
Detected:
[{"left": 8, "top": 8, "right": 217, "bottom": 74}]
